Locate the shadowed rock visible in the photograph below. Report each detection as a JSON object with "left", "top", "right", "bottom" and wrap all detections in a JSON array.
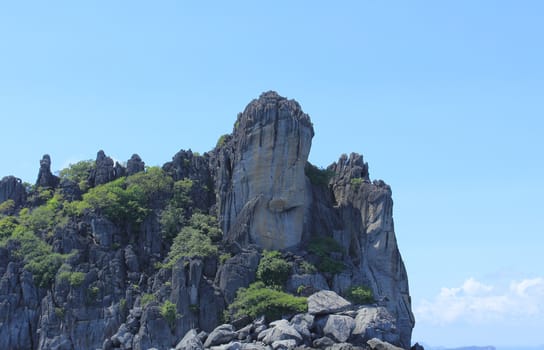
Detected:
[{"left": 36, "top": 154, "right": 59, "bottom": 188}]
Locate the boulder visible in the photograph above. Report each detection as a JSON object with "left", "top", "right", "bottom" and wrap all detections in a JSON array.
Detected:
[
  {"left": 204, "top": 324, "right": 237, "bottom": 348},
  {"left": 289, "top": 313, "right": 314, "bottom": 341},
  {"left": 308, "top": 291, "right": 351, "bottom": 315},
  {"left": 216, "top": 249, "right": 260, "bottom": 303},
  {"left": 258, "top": 319, "right": 302, "bottom": 345},
  {"left": 351, "top": 307, "right": 398, "bottom": 346},
  {"left": 312, "top": 336, "right": 335, "bottom": 348},
  {"left": 176, "top": 329, "right": 203, "bottom": 350},
  {"left": 286, "top": 274, "right": 329, "bottom": 295},
  {"left": 322, "top": 315, "right": 355, "bottom": 343},
  {"left": 367, "top": 338, "right": 405, "bottom": 350},
  {"left": 272, "top": 339, "right": 297, "bottom": 350}
]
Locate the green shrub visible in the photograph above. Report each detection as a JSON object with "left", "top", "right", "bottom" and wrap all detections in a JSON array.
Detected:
[
  {"left": 87, "top": 286, "right": 100, "bottom": 304},
  {"left": 59, "top": 160, "right": 95, "bottom": 190},
  {"left": 54, "top": 307, "right": 64, "bottom": 318},
  {"left": 299, "top": 260, "right": 317, "bottom": 274},
  {"left": 160, "top": 300, "right": 179, "bottom": 329},
  {"left": 350, "top": 177, "right": 363, "bottom": 188},
  {"left": 305, "top": 163, "right": 335, "bottom": 187},
  {"left": 171, "top": 179, "right": 193, "bottom": 208},
  {"left": 219, "top": 253, "right": 232, "bottom": 265},
  {"left": 0, "top": 199, "right": 15, "bottom": 215},
  {"left": 256, "top": 250, "right": 291, "bottom": 287},
  {"left": 308, "top": 236, "right": 345, "bottom": 274},
  {"left": 8, "top": 230, "right": 66, "bottom": 288},
  {"left": 345, "top": 285, "right": 374, "bottom": 304},
  {"left": 119, "top": 298, "right": 127, "bottom": 312},
  {"left": 216, "top": 134, "right": 229, "bottom": 148},
  {"left": 229, "top": 282, "right": 307, "bottom": 321},
  {"left": 317, "top": 257, "right": 345, "bottom": 274},
  {"left": 160, "top": 205, "right": 186, "bottom": 241},
  {"left": 166, "top": 227, "right": 218, "bottom": 268},
  {"left": 189, "top": 213, "right": 222, "bottom": 242},
  {"left": 78, "top": 177, "right": 148, "bottom": 224},
  {"left": 141, "top": 293, "right": 156, "bottom": 306},
  {"left": 125, "top": 166, "right": 173, "bottom": 201},
  {"left": 59, "top": 271, "right": 85, "bottom": 286},
  {"left": 0, "top": 216, "right": 18, "bottom": 240}
]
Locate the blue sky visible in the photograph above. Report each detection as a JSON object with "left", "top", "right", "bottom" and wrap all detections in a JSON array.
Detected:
[{"left": 1, "top": 1, "right": 543, "bottom": 346}]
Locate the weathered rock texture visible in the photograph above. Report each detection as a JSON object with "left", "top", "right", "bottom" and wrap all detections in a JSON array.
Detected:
[
  {"left": 0, "top": 175, "right": 27, "bottom": 207},
  {"left": 0, "top": 91, "right": 415, "bottom": 350},
  {"left": 215, "top": 91, "right": 314, "bottom": 250},
  {"left": 36, "top": 154, "right": 59, "bottom": 188}
]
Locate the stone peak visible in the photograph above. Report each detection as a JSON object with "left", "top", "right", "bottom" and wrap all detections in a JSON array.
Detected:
[{"left": 236, "top": 91, "right": 314, "bottom": 136}]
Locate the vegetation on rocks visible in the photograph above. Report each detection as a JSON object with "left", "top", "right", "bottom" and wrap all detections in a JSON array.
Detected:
[
  {"left": 305, "top": 163, "right": 335, "bottom": 187},
  {"left": 256, "top": 250, "right": 291, "bottom": 287},
  {"left": 228, "top": 281, "right": 307, "bottom": 321},
  {"left": 308, "top": 236, "right": 346, "bottom": 274},
  {"left": 345, "top": 285, "right": 374, "bottom": 304}
]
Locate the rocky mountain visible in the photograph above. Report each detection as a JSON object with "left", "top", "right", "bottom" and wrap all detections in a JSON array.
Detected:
[{"left": 0, "top": 91, "right": 415, "bottom": 350}]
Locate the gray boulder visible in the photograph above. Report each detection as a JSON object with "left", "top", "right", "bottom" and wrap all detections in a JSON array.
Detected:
[
  {"left": 351, "top": 307, "right": 398, "bottom": 346},
  {"left": 312, "top": 336, "right": 335, "bottom": 348},
  {"left": 367, "top": 338, "right": 405, "bottom": 350},
  {"left": 286, "top": 274, "right": 329, "bottom": 295},
  {"left": 322, "top": 315, "right": 355, "bottom": 343},
  {"left": 289, "top": 313, "right": 314, "bottom": 341},
  {"left": 216, "top": 249, "right": 260, "bottom": 303},
  {"left": 272, "top": 339, "right": 297, "bottom": 350},
  {"left": 258, "top": 320, "right": 302, "bottom": 345},
  {"left": 176, "top": 329, "right": 203, "bottom": 350},
  {"left": 204, "top": 324, "right": 236, "bottom": 348},
  {"left": 308, "top": 291, "right": 351, "bottom": 315}
]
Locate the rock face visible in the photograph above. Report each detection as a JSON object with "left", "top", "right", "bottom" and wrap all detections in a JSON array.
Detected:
[
  {"left": 0, "top": 175, "right": 26, "bottom": 207},
  {"left": 89, "top": 150, "right": 123, "bottom": 186},
  {"left": 126, "top": 154, "right": 145, "bottom": 176},
  {"left": 0, "top": 91, "right": 415, "bottom": 350},
  {"left": 215, "top": 91, "right": 314, "bottom": 250},
  {"left": 36, "top": 154, "right": 59, "bottom": 188}
]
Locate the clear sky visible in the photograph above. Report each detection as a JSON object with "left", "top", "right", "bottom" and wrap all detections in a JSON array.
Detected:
[{"left": 1, "top": 1, "right": 543, "bottom": 347}]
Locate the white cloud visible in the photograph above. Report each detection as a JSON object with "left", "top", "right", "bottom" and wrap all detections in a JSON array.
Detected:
[{"left": 415, "top": 277, "right": 544, "bottom": 325}]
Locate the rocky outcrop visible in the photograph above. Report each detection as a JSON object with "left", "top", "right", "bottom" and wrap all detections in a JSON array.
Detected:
[
  {"left": 89, "top": 150, "right": 123, "bottom": 186},
  {"left": 0, "top": 175, "right": 26, "bottom": 207},
  {"left": 214, "top": 91, "right": 314, "bottom": 250},
  {"left": 326, "top": 153, "right": 415, "bottom": 348},
  {"left": 36, "top": 154, "right": 59, "bottom": 188},
  {"left": 0, "top": 91, "right": 415, "bottom": 350},
  {"left": 126, "top": 154, "right": 145, "bottom": 176}
]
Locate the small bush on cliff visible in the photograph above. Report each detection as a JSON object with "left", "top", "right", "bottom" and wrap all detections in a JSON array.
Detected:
[
  {"left": 345, "top": 285, "right": 374, "bottom": 304},
  {"left": 59, "top": 160, "right": 95, "bottom": 190},
  {"left": 256, "top": 250, "right": 291, "bottom": 287},
  {"left": 305, "top": 163, "right": 335, "bottom": 187},
  {"left": 308, "top": 236, "right": 346, "bottom": 274},
  {"left": 229, "top": 282, "right": 307, "bottom": 321},
  {"left": 8, "top": 230, "right": 66, "bottom": 288},
  {"left": 160, "top": 300, "right": 179, "bottom": 329}
]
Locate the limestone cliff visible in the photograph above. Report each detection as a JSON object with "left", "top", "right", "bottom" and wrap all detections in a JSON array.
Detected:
[
  {"left": 214, "top": 91, "right": 314, "bottom": 249},
  {"left": 0, "top": 91, "right": 415, "bottom": 350}
]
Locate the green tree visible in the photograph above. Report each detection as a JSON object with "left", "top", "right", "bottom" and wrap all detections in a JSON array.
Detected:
[
  {"left": 228, "top": 282, "right": 307, "bottom": 321},
  {"left": 256, "top": 250, "right": 291, "bottom": 287}
]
